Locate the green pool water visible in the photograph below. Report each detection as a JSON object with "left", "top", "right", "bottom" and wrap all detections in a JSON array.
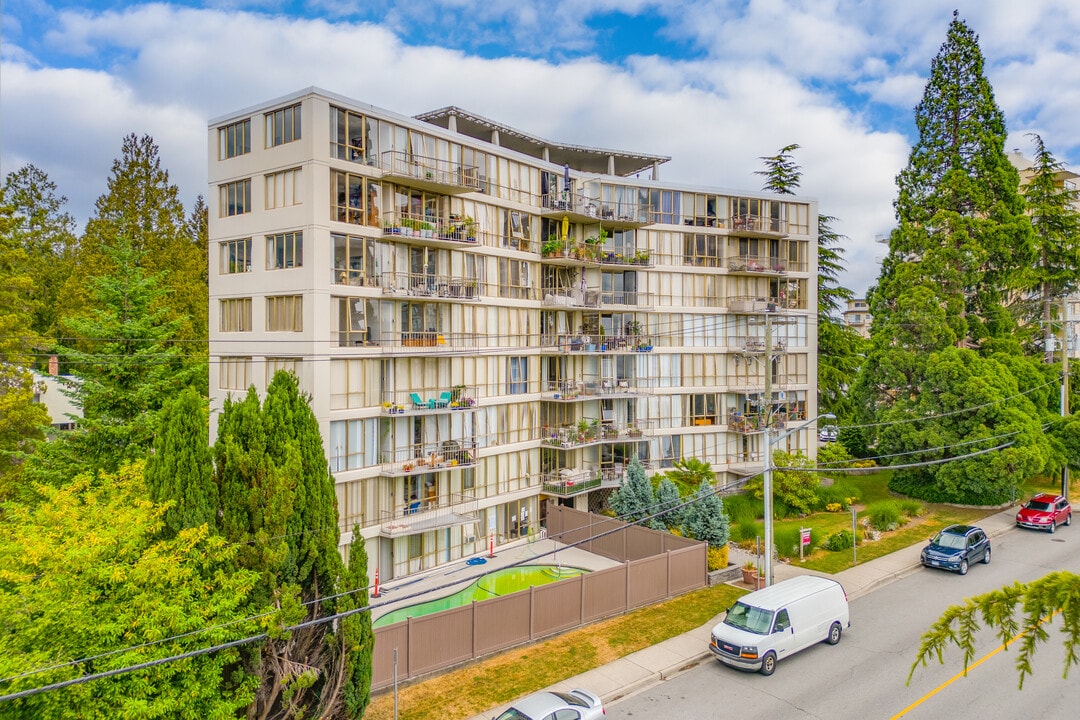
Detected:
[{"left": 373, "top": 565, "right": 586, "bottom": 628}]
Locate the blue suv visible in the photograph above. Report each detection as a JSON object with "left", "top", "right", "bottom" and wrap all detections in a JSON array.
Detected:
[{"left": 920, "top": 525, "right": 990, "bottom": 575}]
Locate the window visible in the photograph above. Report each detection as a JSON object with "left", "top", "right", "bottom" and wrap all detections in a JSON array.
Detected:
[
  {"left": 507, "top": 357, "right": 528, "bottom": 394},
  {"left": 267, "top": 295, "right": 303, "bottom": 332},
  {"left": 266, "top": 104, "right": 301, "bottom": 147},
  {"left": 220, "top": 238, "right": 251, "bottom": 274},
  {"left": 498, "top": 258, "right": 530, "bottom": 299},
  {"left": 333, "top": 234, "right": 374, "bottom": 286},
  {"left": 266, "top": 358, "right": 300, "bottom": 386},
  {"left": 266, "top": 231, "right": 303, "bottom": 270},
  {"left": 689, "top": 393, "right": 719, "bottom": 425},
  {"left": 332, "top": 171, "right": 381, "bottom": 226},
  {"left": 219, "top": 119, "right": 250, "bottom": 159},
  {"left": 773, "top": 609, "right": 791, "bottom": 633},
  {"left": 331, "top": 106, "right": 374, "bottom": 164},
  {"left": 220, "top": 179, "right": 251, "bottom": 217},
  {"left": 335, "top": 296, "right": 368, "bottom": 346},
  {"left": 219, "top": 298, "right": 252, "bottom": 332},
  {"left": 683, "top": 232, "right": 721, "bottom": 267},
  {"left": 219, "top": 356, "right": 251, "bottom": 390},
  {"left": 265, "top": 168, "right": 302, "bottom": 209}
]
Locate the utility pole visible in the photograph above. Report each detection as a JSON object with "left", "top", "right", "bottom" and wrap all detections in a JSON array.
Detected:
[
  {"left": 1063, "top": 295, "right": 1071, "bottom": 500},
  {"left": 762, "top": 310, "right": 774, "bottom": 586}
]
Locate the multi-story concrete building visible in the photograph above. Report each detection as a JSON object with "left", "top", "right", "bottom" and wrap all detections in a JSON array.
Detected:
[
  {"left": 842, "top": 298, "right": 871, "bottom": 338},
  {"left": 207, "top": 88, "right": 819, "bottom": 582}
]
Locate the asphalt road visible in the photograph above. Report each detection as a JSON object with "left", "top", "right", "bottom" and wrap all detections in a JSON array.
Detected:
[{"left": 611, "top": 524, "right": 1080, "bottom": 719}]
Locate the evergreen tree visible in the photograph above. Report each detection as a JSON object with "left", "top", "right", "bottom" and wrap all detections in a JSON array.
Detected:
[
  {"left": 50, "top": 237, "right": 198, "bottom": 474},
  {"left": 654, "top": 476, "right": 683, "bottom": 530},
  {"left": 682, "top": 479, "right": 730, "bottom": 548},
  {"left": 608, "top": 455, "right": 656, "bottom": 525},
  {"left": 145, "top": 386, "right": 215, "bottom": 536},
  {"left": 1019, "top": 134, "right": 1080, "bottom": 361},
  {"left": 338, "top": 534, "right": 375, "bottom": 720},
  {"left": 756, "top": 145, "right": 864, "bottom": 418},
  {"left": 0, "top": 165, "right": 78, "bottom": 342},
  {"left": 856, "top": 14, "right": 1051, "bottom": 503}
]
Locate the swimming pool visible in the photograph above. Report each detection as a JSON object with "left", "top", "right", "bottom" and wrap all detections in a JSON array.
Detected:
[{"left": 373, "top": 565, "right": 586, "bottom": 628}]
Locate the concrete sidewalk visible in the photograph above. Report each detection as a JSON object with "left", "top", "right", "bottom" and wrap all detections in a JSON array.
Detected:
[{"left": 467, "top": 507, "right": 1020, "bottom": 720}]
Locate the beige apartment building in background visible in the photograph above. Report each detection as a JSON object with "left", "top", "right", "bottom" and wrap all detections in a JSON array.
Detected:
[
  {"left": 842, "top": 298, "right": 871, "bottom": 338},
  {"left": 207, "top": 88, "right": 820, "bottom": 583}
]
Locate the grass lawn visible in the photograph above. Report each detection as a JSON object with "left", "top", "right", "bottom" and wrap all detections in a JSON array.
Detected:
[{"left": 364, "top": 583, "right": 746, "bottom": 720}]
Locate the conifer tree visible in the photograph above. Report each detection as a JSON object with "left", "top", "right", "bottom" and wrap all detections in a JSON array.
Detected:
[
  {"left": 682, "top": 478, "right": 730, "bottom": 548},
  {"left": 145, "top": 386, "right": 215, "bottom": 536},
  {"left": 654, "top": 476, "right": 683, "bottom": 530},
  {"left": 339, "top": 534, "right": 375, "bottom": 720},
  {"left": 608, "top": 455, "right": 656, "bottom": 526}
]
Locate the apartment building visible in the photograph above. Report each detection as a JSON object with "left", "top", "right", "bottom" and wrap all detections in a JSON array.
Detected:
[
  {"left": 207, "top": 88, "right": 819, "bottom": 583},
  {"left": 843, "top": 298, "right": 871, "bottom": 338}
]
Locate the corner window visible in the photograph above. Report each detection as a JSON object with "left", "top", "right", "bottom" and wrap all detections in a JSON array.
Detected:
[
  {"left": 266, "top": 104, "right": 301, "bottom": 147},
  {"left": 220, "top": 238, "right": 251, "bottom": 274}
]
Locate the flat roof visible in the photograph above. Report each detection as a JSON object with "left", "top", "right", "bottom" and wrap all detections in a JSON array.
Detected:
[{"left": 416, "top": 106, "right": 670, "bottom": 178}]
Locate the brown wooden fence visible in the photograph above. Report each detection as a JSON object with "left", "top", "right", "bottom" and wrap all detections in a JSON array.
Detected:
[{"left": 371, "top": 507, "right": 706, "bottom": 691}]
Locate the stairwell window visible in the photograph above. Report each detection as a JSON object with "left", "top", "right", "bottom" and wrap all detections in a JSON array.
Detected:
[
  {"left": 220, "top": 179, "right": 251, "bottom": 217},
  {"left": 266, "top": 104, "right": 301, "bottom": 147},
  {"left": 267, "top": 295, "right": 303, "bottom": 332},
  {"left": 267, "top": 231, "right": 303, "bottom": 270}
]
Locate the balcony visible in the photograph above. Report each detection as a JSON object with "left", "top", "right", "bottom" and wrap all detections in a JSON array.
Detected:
[
  {"left": 381, "top": 271, "right": 481, "bottom": 301},
  {"left": 379, "top": 493, "right": 479, "bottom": 538},
  {"left": 380, "top": 150, "right": 480, "bottom": 194},
  {"left": 542, "top": 378, "right": 638, "bottom": 400},
  {"left": 540, "top": 469, "right": 601, "bottom": 497},
  {"left": 379, "top": 439, "right": 477, "bottom": 476},
  {"left": 382, "top": 212, "right": 479, "bottom": 247},
  {"left": 598, "top": 289, "right": 653, "bottom": 309},
  {"left": 539, "top": 334, "right": 654, "bottom": 354},
  {"left": 541, "top": 288, "right": 600, "bottom": 309},
  {"left": 332, "top": 267, "right": 380, "bottom": 288},
  {"left": 728, "top": 296, "right": 803, "bottom": 313},
  {"left": 727, "top": 255, "right": 787, "bottom": 276},
  {"left": 381, "top": 385, "right": 478, "bottom": 415},
  {"left": 730, "top": 214, "right": 788, "bottom": 238},
  {"left": 732, "top": 335, "right": 787, "bottom": 353},
  {"left": 541, "top": 421, "right": 646, "bottom": 449}
]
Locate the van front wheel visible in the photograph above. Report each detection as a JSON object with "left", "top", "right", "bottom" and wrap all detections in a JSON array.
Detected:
[
  {"left": 759, "top": 652, "right": 777, "bottom": 676},
  {"left": 827, "top": 622, "right": 842, "bottom": 645}
]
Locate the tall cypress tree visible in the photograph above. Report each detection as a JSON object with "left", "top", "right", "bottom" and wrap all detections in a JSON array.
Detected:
[{"left": 145, "top": 386, "right": 215, "bottom": 536}]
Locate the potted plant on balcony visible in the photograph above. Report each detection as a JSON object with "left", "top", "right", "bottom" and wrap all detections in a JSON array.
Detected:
[
  {"left": 634, "top": 249, "right": 650, "bottom": 265},
  {"left": 542, "top": 235, "right": 564, "bottom": 258},
  {"left": 463, "top": 216, "right": 477, "bottom": 241},
  {"left": 626, "top": 424, "right": 642, "bottom": 438}
]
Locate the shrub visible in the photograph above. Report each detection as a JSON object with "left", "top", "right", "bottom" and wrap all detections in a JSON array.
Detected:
[
  {"left": 721, "top": 493, "right": 760, "bottom": 525},
  {"left": 897, "top": 499, "right": 924, "bottom": 518},
  {"left": 707, "top": 545, "right": 729, "bottom": 571},
  {"left": 815, "top": 483, "right": 859, "bottom": 510},
  {"left": 732, "top": 520, "right": 761, "bottom": 543},
  {"left": 825, "top": 502, "right": 843, "bottom": 513},
  {"left": 774, "top": 526, "right": 817, "bottom": 559},
  {"left": 823, "top": 529, "right": 855, "bottom": 551},
  {"left": 852, "top": 459, "right": 878, "bottom": 469},
  {"left": 866, "top": 500, "right": 902, "bottom": 531}
]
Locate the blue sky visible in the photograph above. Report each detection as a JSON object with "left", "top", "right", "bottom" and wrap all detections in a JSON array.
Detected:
[{"left": 4, "top": 1, "right": 1080, "bottom": 295}]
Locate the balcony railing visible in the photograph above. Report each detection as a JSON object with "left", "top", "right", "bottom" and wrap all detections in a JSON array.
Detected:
[
  {"left": 381, "top": 212, "right": 479, "bottom": 245},
  {"left": 540, "top": 470, "right": 601, "bottom": 497},
  {"left": 539, "top": 334, "right": 654, "bottom": 353},
  {"left": 728, "top": 296, "right": 803, "bottom": 313},
  {"left": 541, "top": 421, "right": 647, "bottom": 448},
  {"left": 727, "top": 255, "right": 788, "bottom": 275},
  {"left": 380, "top": 150, "right": 480, "bottom": 193},
  {"left": 332, "top": 267, "right": 380, "bottom": 287},
  {"left": 381, "top": 385, "right": 478, "bottom": 414},
  {"left": 539, "top": 193, "right": 651, "bottom": 229},
  {"left": 731, "top": 335, "right": 787, "bottom": 353},
  {"left": 379, "top": 493, "right": 479, "bottom": 537},
  {"left": 379, "top": 439, "right": 478, "bottom": 475},
  {"left": 730, "top": 214, "right": 788, "bottom": 236},
  {"left": 381, "top": 271, "right": 482, "bottom": 301},
  {"left": 599, "top": 290, "right": 653, "bottom": 308},
  {"left": 542, "top": 378, "right": 637, "bottom": 399},
  {"left": 541, "top": 288, "right": 600, "bottom": 308}
]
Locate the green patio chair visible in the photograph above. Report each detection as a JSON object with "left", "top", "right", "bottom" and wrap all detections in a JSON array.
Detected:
[
  {"left": 432, "top": 391, "right": 452, "bottom": 408},
  {"left": 409, "top": 392, "right": 429, "bottom": 409}
]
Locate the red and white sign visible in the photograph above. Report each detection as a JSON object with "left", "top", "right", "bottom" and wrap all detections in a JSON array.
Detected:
[{"left": 800, "top": 528, "right": 812, "bottom": 546}]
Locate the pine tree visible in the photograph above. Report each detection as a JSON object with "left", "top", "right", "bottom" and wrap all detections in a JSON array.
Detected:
[
  {"left": 1, "top": 165, "right": 78, "bottom": 341},
  {"left": 145, "top": 386, "right": 215, "bottom": 536},
  {"left": 654, "top": 476, "right": 683, "bottom": 530},
  {"left": 1019, "top": 134, "right": 1080, "bottom": 361}
]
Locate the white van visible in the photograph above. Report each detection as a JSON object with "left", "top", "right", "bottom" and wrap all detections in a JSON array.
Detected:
[{"left": 709, "top": 575, "right": 850, "bottom": 676}]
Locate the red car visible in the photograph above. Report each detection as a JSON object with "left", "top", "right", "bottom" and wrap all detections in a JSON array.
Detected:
[{"left": 1016, "top": 493, "right": 1072, "bottom": 533}]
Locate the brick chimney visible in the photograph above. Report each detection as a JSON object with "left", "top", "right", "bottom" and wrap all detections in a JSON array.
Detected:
[{"left": 48, "top": 355, "right": 59, "bottom": 376}]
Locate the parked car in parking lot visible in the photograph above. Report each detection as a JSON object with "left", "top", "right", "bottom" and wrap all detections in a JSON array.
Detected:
[
  {"left": 1016, "top": 493, "right": 1072, "bottom": 533},
  {"left": 920, "top": 524, "right": 990, "bottom": 575},
  {"left": 493, "top": 689, "right": 605, "bottom": 720}
]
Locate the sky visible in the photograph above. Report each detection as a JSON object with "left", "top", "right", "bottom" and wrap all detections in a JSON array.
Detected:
[{"left": 3, "top": 1, "right": 1080, "bottom": 296}]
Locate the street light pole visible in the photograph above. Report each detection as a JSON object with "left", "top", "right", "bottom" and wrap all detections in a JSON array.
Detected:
[{"left": 762, "top": 412, "right": 835, "bottom": 587}]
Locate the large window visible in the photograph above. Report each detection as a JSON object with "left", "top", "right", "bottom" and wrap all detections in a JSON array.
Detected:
[
  {"left": 333, "top": 234, "right": 375, "bottom": 286},
  {"left": 266, "top": 231, "right": 303, "bottom": 270},
  {"left": 219, "top": 179, "right": 251, "bottom": 217},
  {"left": 689, "top": 393, "right": 719, "bottom": 425},
  {"left": 265, "top": 168, "right": 302, "bottom": 209},
  {"left": 507, "top": 357, "right": 528, "bottom": 394},
  {"left": 219, "top": 119, "right": 250, "bottom": 160},
  {"left": 498, "top": 258, "right": 530, "bottom": 299},
  {"left": 266, "top": 358, "right": 301, "bottom": 386},
  {"left": 219, "top": 298, "right": 252, "bottom": 332},
  {"left": 220, "top": 238, "right": 251, "bottom": 274},
  {"left": 266, "top": 104, "right": 301, "bottom": 147},
  {"left": 331, "top": 106, "right": 374, "bottom": 164},
  {"left": 219, "top": 356, "right": 251, "bottom": 390},
  {"left": 332, "top": 171, "right": 381, "bottom": 226},
  {"left": 683, "top": 233, "right": 722, "bottom": 267},
  {"left": 267, "top": 295, "right": 302, "bottom": 332}
]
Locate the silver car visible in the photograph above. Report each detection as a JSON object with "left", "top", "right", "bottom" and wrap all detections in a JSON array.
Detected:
[{"left": 493, "top": 689, "right": 605, "bottom": 720}]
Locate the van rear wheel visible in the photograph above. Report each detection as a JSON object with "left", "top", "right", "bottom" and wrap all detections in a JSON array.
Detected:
[
  {"left": 827, "top": 622, "right": 842, "bottom": 645},
  {"left": 759, "top": 651, "right": 776, "bottom": 676}
]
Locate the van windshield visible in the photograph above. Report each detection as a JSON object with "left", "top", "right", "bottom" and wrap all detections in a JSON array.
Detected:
[{"left": 723, "top": 601, "right": 773, "bottom": 635}]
